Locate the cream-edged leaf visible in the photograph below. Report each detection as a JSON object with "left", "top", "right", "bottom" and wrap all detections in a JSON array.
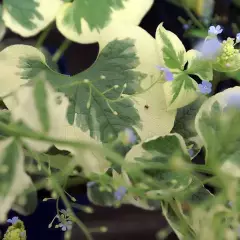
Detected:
[
  {"left": 2, "top": 0, "right": 63, "bottom": 37},
  {"left": 195, "top": 87, "right": 240, "bottom": 177},
  {"left": 9, "top": 81, "right": 69, "bottom": 152},
  {"left": 156, "top": 23, "right": 186, "bottom": 70},
  {"left": 164, "top": 73, "right": 198, "bottom": 110},
  {"left": 185, "top": 49, "right": 213, "bottom": 81},
  {"left": 98, "top": 23, "right": 176, "bottom": 140},
  {"left": 0, "top": 44, "right": 70, "bottom": 106},
  {"left": 132, "top": 80, "right": 176, "bottom": 140},
  {"left": 0, "top": 138, "right": 32, "bottom": 222},
  {"left": 125, "top": 133, "right": 192, "bottom": 198},
  {"left": 56, "top": 0, "right": 154, "bottom": 44},
  {"left": 55, "top": 125, "right": 110, "bottom": 176}
]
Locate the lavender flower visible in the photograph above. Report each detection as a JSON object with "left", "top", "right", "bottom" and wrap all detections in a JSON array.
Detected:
[
  {"left": 125, "top": 128, "right": 137, "bottom": 143},
  {"left": 183, "top": 24, "right": 189, "bottom": 30},
  {"left": 114, "top": 186, "right": 127, "bottom": 201},
  {"left": 7, "top": 216, "right": 19, "bottom": 225},
  {"left": 188, "top": 149, "right": 194, "bottom": 157},
  {"left": 59, "top": 221, "right": 72, "bottom": 231},
  {"left": 156, "top": 66, "right": 174, "bottom": 81},
  {"left": 208, "top": 25, "right": 223, "bottom": 35},
  {"left": 236, "top": 33, "right": 240, "bottom": 44},
  {"left": 198, "top": 80, "right": 212, "bottom": 94},
  {"left": 195, "top": 38, "right": 222, "bottom": 60}
]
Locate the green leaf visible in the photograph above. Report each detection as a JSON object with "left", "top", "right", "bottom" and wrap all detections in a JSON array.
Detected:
[
  {"left": 185, "top": 50, "right": 213, "bottom": 81},
  {"left": 0, "top": 138, "right": 32, "bottom": 222},
  {"left": 97, "top": 23, "right": 176, "bottom": 140},
  {"left": 0, "top": 44, "right": 71, "bottom": 99},
  {"left": 171, "top": 96, "right": 207, "bottom": 158},
  {"left": 163, "top": 73, "right": 198, "bottom": 110},
  {"left": 66, "top": 38, "right": 146, "bottom": 142},
  {"left": 126, "top": 133, "right": 192, "bottom": 198},
  {"left": 156, "top": 23, "right": 186, "bottom": 70},
  {"left": 2, "top": 0, "right": 62, "bottom": 37},
  {"left": 0, "top": 25, "right": 175, "bottom": 144},
  {"left": 56, "top": 0, "right": 154, "bottom": 44},
  {"left": 177, "top": 177, "right": 213, "bottom": 205},
  {"left": 87, "top": 183, "right": 115, "bottom": 207},
  {"left": 195, "top": 87, "right": 240, "bottom": 177}
]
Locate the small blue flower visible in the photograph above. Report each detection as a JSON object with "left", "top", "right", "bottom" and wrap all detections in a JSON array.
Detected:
[
  {"left": 124, "top": 128, "right": 137, "bottom": 144},
  {"left": 208, "top": 25, "right": 223, "bottom": 35},
  {"left": 7, "top": 216, "right": 19, "bottom": 225},
  {"left": 59, "top": 221, "right": 72, "bottom": 231},
  {"left": 198, "top": 80, "right": 212, "bottom": 94},
  {"left": 156, "top": 66, "right": 174, "bottom": 81},
  {"left": 188, "top": 149, "right": 194, "bottom": 157},
  {"left": 195, "top": 38, "right": 222, "bottom": 60},
  {"left": 236, "top": 33, "right": 240, "bottom": 44},
  {"left": 114, "top": 186, "right": 127, "bottom": 201},
  {"left": 183, "top": 24, "right": 189, "bottom": 30},
  {"left": 87, "top": 181, "right": 96, "bottom": 188}
]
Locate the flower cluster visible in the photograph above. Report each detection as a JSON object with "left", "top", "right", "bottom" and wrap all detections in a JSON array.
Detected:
[
  {"left": 3, "top": 217, "right": 26, "bottom": 240},
  {"left": 216, "top": 38, "right": 239, "bottom": 67}
]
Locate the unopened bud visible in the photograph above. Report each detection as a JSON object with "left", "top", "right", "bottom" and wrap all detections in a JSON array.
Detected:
[{"left": 100, "top": 226, "right": 108, "bottom": 233}]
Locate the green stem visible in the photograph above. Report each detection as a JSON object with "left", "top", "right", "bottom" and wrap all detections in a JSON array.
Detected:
[
  {"left": 34, "top": 153, "right": 93, "bottom": 240},
  {"left": 36, "top": 23, "right": 54, "bottom": 49},
  {"left": 181, "top": 0, "right": 205, "bottom": 30},
  {"left": 52, "top": 178, "right": 93, "bottom": 240},
  {"left": 52, "top": 39, "right": 72, "bottom": 63}
]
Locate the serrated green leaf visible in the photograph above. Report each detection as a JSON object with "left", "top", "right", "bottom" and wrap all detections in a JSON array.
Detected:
[
  {"left": 0, "top": 138, "right": 32, "bottom": 222},
  {"left": 195, "top": 87, "right": 240, "bottom": 177},
  {"left": 163, "top": 73, "right": 198, "bottom": 110},
  {"left": 172, "top": 96, "right": 207, "bottom": 158},
  {"left": 185, "top": 50, "right": 213, "bottom": 81},
  {"left": 2, "top": 0, "right": 63, "bottom": 37},
  {"left": 0, "top": 44, "right": 71, "bottom": 100},
  {"left": 66, "top": 38, "right": 146, "bottom": 142},
  {"left": 0, "top": 24, "right": 175, "bottom": 144},
  {"left": 156, "top": 23, "right": 186, "bottom": 70},
  {"left": 56, "top": 0, "right": 154, "bottom": 44},
  {"left": 126, "top": 134, "right": 192, "bottom": 198}
]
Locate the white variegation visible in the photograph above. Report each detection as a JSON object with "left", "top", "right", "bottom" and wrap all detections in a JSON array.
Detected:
[
  {"left": 0, "top": 138, "right": 32, "bottom": 222},
  {"left": 56, "top": 0, "right": 154, "bottom": 44},
  {"left": 2, "top": 0, "right": 63, "bottom": 37}
]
